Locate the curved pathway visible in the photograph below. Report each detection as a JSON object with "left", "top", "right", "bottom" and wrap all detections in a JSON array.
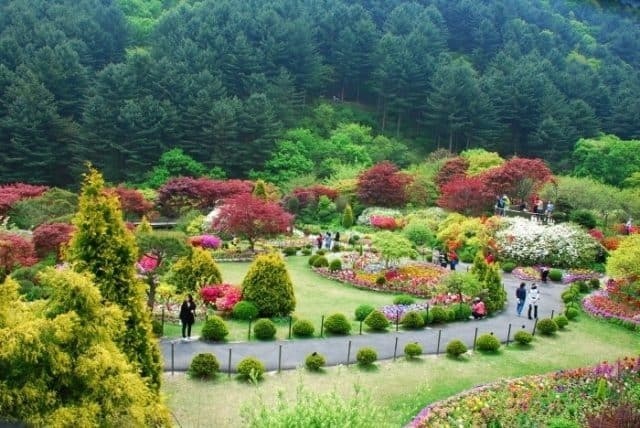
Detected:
[{"left": 160, "top": 268, "right": 568, "bottom": 372}]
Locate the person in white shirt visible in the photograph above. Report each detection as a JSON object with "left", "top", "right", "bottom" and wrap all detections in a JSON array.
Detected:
[{"left": 528, "top": 284, "right": 540, "bottom": 320}]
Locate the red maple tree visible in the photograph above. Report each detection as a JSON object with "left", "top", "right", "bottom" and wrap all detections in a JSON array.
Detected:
[
  {"left": 435, "top": 157, "right": 470, "bottom": 189},
  {"left": 212, "top": 193, "right": 293, "bottom": 250},
  {"left": 437, "top": 176, "right": 494, "bottom": 216},
  {"left": 480, "top": 157, "right": 553, "bottom": 201},
  {"left": 0, "top": 232, "right": 38, "bottom": 279},
  {"left": 110, "top": 186, "right": 154, "bottom": 217},
  {"left": 0, "top": 183, "right": 48, "bottom": 216},
  {"left": 291, "top": 185, "right": 339, "bottom": 209},
  {"left": 357, "top": 161, "right": 413, "bottom": 207},
  {"left": 32, "top": 222, "right": 75, "bottom": 260}
]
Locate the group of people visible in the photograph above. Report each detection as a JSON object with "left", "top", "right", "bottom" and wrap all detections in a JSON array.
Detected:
[
  {"left": 516, "top": 282, "right": 540, "bottom": 319},
  {"left": 435, "top": 248, "right": 459, "bottom": 270},
  {"left": 496, "top": 194, "right": 555, "bottom": 222},
  {"left": 316, "top": 231, "right": 340, "bottom": 250}
]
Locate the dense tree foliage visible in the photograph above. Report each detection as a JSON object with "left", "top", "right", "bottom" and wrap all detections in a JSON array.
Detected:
[{"left": 1, "top": 0, "right": 639, "bottom": 185}]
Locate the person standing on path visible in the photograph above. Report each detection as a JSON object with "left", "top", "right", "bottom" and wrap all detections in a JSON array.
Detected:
[
  {"left": 528, "top": 284, "right": 540, "bottom": 320},
  {"left": 179, "top": 294, "right": 196, "bottom": 340},
  {"left": 516, "top": 282, "right": 527, "bottom": 316}
]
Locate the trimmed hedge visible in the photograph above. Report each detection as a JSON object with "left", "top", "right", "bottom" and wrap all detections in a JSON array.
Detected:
[{"left": 401, "top": 311, "right": 425, "bottom": 329}]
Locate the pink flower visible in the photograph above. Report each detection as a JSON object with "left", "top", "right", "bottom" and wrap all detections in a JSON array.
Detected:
[{"left": 137, "top": 254, "right": 159, "bottom": 273}]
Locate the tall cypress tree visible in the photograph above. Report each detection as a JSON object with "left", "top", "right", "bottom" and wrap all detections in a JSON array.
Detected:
[{"left": 65, "top": 166, "right": 162, "bottom": 392}]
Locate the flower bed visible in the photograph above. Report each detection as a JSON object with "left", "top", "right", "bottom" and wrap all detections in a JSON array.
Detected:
[
  {"left": 582, "top": 279, "right": 640, "bottom": 327},
  {"left": 562, "top": 268, "right": 601, "bottom": 284},
  {"left": 409, "top": 357, "right": 640, "bottom": 427},
  {"left": 314, "top": 263, "right": 449, "bottom": 298},
  {"left": 511, "top": 266, "right": 541, "bottom": 281}
]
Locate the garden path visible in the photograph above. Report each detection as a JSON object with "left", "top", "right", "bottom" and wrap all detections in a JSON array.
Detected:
[{"left": 160, "top": 265, "right": 567, "bottom": 372}]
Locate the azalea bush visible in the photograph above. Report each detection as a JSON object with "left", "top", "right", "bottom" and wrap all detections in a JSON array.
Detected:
[
  {"left": 189, "top": 235, "right": 222, "bottom": 249},
  {"left": 495, "top": 218, "right": 599, "bottom": 268},
  {"left": 200, "top": 284, "right": 242, "bottom": 312},
  {"left": 582, "top": 279, "right": 640, "bottom": 328},
  {"left": 410, "top": 357, "right": 640, "bottom": 427},
  {"left": 356, "top": 207, "right": 403, "bottom": 227},
  {"left": 370, "top": 215, "right": 402, "bottom": 230}
]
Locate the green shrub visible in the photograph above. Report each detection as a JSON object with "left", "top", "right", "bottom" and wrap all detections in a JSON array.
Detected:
[
  {"left": 292, "top": 319, "right": 315, "bottom": 338},
  {"left": 237, "top": 356, "right": 265, "bottom": 381},
  {"left": 332, "top": 243, "right": 342, "bottom": 252},
  {"left": 354, "top": 304, "right": 375, "bottom": 321},
  {"left": 305, "top": 352, "right": 326, "bottom": 371},
  {"left": 561, "top": 289, "right": 578, "bottom": 304},
  {"left": 446, "top": 339, "right": 468, "bottom": 358},
  {"left": 356, "top": 347, "right": 377, "bottom": 366},
  {"left": 189, "top": 353, "right": 220, "bottom": 379},
  {"left": 569, "top": 209, "right": 597, "bottom": 229},
  {"left": 514, "top": 330, "right": 533, "bottom": 345},
  {"left": 329, "top": 259, "right": 342, "bottom": 272},
  {"left": 282, "top": 247, "right": 297, "bottom": 256},
  {"left": 565, "top": 301, "right": 580, "bottom": 310},
  {"left": 301, "top": 248, "right": 312, "bottom": 256},
  {"left": 324, "top": 313, "right": 351, "bottom": 335},
  {"left": 242, "top": 253, "right": 296, "bottom": 317},
  {"left": 576, "top": 281, "right": 590, "bottom": 293},
  {"left": 430, "top": 306, "right": 449, "bottom": 324},
  {"left": 549, "top": 269, "right": 563, "bottom": 282},
  {"left": 308, "top": 254, "right": 320, "bottom": 266},
  {"left": 453, "top": 304, "right": 472, "bottom": 321},
  {"left": 404, "top": 342, "right": 423, "bottom": 359},
  {"left": 375, "top": 276, "right": 386, "bottom": 285},
  {"left": 536, "top": 318, "right": 558, "bottom": 335},
  {"left": 232, "top": 301, "right": 259, "bottom": 321},
  {"left": 312, "top": 256, "right": 329, "bottom": 268},
  {"left": 151, "top": 319, "right": 163, "bottom": 337},
  {"left": 476, "top": 333, "right": 501, "bottom": 352},
  {"left": 589, "top": 278, "right": 600, "bottom": 289},
  {"left": 401, "top": 311, "right": 425, "bottom": 329},
  {"left": 252, "top": 318, "right": 277, "bottom": 340},
  {"left": 393, "top": 294, "right": 416, "bottom": 305},
  {"left": 422, "top": 310, "right": 434, "bottom": 325},
  {"left": 201, "top": 315, "right": 229, "bottom": 341},
  {"left": 316, "top": 249, "right": 326, "bottom": 256},
  {"left": 170, "top": 247, "right": 223, "bottom": 294},
  {"left": 364, "top": 310, "right": 389, "bottom": 331},
  {"left": 565, "top": 307, "right": 579, "bottom": 320},
  {"left": 501, "top": 261, "right": 516, "bottom": 273},
  {"left": 554, "top": 315, "right": 569, "bottom": 329},
  {"left": 444, "top": 307, "right": 456, "bottom": 322},
  {"left": 547, "top": 418, "right": 581, "bottom": 428}
]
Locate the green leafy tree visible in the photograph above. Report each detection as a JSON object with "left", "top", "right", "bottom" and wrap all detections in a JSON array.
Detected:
[
  {"left": 144, "top": 148, "right": 207, "bottom": 188},
  {"left": 169, "top": 246, "right": 222, "bottom": 294},
  {"left": 241, "top": 253, "right": 295, "bottom": 317},
  {"left": 460, "top": 149, "right": 504, "bottom": 175},
  {"left": 607, "top": 234, "right": 640, "bottom": 280},
  {"left": 573, "top": 135, "right": 640, "bottom": 187},
  {"left": 372, "top": 232, "right": 417, "bottom": 268},
  {"left": 64, "top": 166, "right": 162, "bottom": 391}
]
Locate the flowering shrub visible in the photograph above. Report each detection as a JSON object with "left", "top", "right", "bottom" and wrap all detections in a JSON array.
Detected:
[
  {"left": 410, "top": 357, "right": 640, "bottom": 427},
  {"left": 495, "top": 218, "right": 599, "bottom": 268},
  {"left": 0, "top": 233, "right": 37, "bottom": 276},
  {"left": 200, "top": 284, "right": 242, "bottom": 312},
  {"left": 562, "top": 268, "right": 601, "bottom": 284},
  {"left": 32, "top": 222, "right": 75, "bottom": 260},
  {"left": 379, "top": 303, "right": 430, "bottom": 321},
  {"left": 588, "top": 228, "right": 605, "bottom": 241},
  {"left": 582, "top": 279, "right": 640, "bottom": 326},
  {"left": 189, "top": 235, "right": 222, "bottom": 249},
  {"left": 602, "top": 236, "right": 620, "bottom": 251},
  {"left": 0, "top": 183, "right": 48, "bottom": 216},
  {"left": 356, "top": 207, "right": 403, "bottom": 226},
  {"left": 370, "top": 215, "right": 401, "bottom": 230},
  {"left": 512, "top": 266, "right": 541, "bottom": 281},
  {"left": 137, "top": 254, "right": 159, "bottom": 273}
]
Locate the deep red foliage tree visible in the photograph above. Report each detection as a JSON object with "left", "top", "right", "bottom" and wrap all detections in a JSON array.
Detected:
[
  {"left": 0, "top": 183, "right": 48, "bottom": 216},
  {"left": 0, "top": 232, "right": 38, "bottom": 279},
  {"left": 480, "top": 157, "right": 553, "bottom": 201},
  {"left": 291, "top": 185, "right": 339, "bottom": 209},
  {"left": 437, "top": 176, "right": 494, "bottom": 216},
  {"left": 32, "top": 223, "right": 75, "bottom": 260},
  {"left": 212, "top": 193, "right": 293, "bottom": 250},
  {"left": 357, "top": 162, "right": 413, "bottom": 207},
  {"left": 156, "top": 177, "right": 253, "bottom": 216},
  {"left": 435, "top": 157, "right": 470, "bottom": 189},
  {"left": 110, "top": 186, "right": 154, "bottom": 218}
]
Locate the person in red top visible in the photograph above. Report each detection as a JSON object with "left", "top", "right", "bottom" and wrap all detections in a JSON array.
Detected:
[
  {"left": 485, "top": 252, "right": 495, "bottom": 264},
  {"left": 471, "top": 297, "right": 486, "bottom": 320}
]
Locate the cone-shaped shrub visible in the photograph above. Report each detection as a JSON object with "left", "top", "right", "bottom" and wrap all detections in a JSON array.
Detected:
[
  {"left": 242, "top": 253, "right": 295, "bottom": 317},
  {"left": 170, "top": 247, "right": 222, "bottom": 294},
  {"left": 342, "top": 204, "right": 354, "bottom": 228}
]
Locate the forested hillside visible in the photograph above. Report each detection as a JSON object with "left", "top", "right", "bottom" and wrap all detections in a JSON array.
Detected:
[{"left": 1, "top": 0, "right": 639, "bottom": 185}]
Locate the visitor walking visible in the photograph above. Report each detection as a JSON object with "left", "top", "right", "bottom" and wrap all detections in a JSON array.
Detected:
[
  {"left": 528, "top": 284, "right": 540, "bottom": 320},
  {"left": 316, "top": 233, "right": 323, "bottom": 250},
  {"left": 324, "top": 231, "right": 332, "bottom": 250},
  {"left": 179, "top": 294, "right": 196, "bottom": 340},
  {"left": 448, "top": 249, "right": 458, "bottom": 271},
  {"left": 516, "top": 282, "right": 527, "bottom": 316},
  {"left": 540, "top": 266, "right": 550, "bottom": 283}
]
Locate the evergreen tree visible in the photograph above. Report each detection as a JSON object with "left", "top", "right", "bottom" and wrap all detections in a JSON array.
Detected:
[
  {"left": 169, "top": 246, "right": 223, "bottom": 294},
  {"left": 65, "top": 166, "right": 162, "bottom": 392},
  {"left": 241, "top": 252, "right": 296, "bottom": 317},
  {"left": 483, "top": 263, "right": 506, "bottom": 314},
  {"left": 342, "top": 204, "right": 354, "bottom": 228}
]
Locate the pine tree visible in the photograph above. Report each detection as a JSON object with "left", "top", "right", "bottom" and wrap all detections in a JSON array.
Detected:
[
  {"left": 242, "top": 253, "right": 296, "bottom": 317},
  {"left": 253, "top": 179, "right": 268, "bottom": 200},
  {"left": 65, "top": 166, "right": 162, "bottom": 391},
  {"left": 484, "top": 263, "right": 507, "bottom": 314},
  {"left": 470, "top": 252, "right": 488, "bottom": 281},
  {"left": 169, "top": 246, "right": 223, "bottom": 294},
  {"left": 342, "top": 204, "right": 354, "bottom": 228}
]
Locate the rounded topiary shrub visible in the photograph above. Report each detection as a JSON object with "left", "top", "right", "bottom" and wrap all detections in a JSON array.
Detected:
[
  {"left": 501, "top": 261, "right": 516, "bottom": 273},
  {"left": 430, "top": 306, "right": 448, "bottom": 324},
  {"left": 476, "top": 333, "right": 501, "bottom": 352},
  {"left": 514, "top": 330, "right": 533, "bottom": 345},
  {"left": 329, "top": 259, "right": 342, "bottom": 272},
  {"left": 308, "top": 254, "right": 320, "bottom": 266},
  {"left": 201, "top": 315, "right": 229, "bottom": 341},
  {"left": 401, "top": 311, "right": 425, "bottom": 329},
  {"left": 393, "top": 294, "right": 416, "bottom": 305},
  {"left": 565, "top": 307, "right": 579, "bottom": 320},
  {"left": 453, "top": 304, "right": 472, "bottom": 321},
  {"left": 554, "top": 315, "right": 569, "bottom": 329},
  {"left": 576, "top": 281, "right": 590, "bottom": 293},
  {"left": 282, "top": 247, "right": 297, "bottom": 256},
  {"left": 446, "top": 339, "right": 468, "bottom": 358},
  {"left": 232, "top": 301, "right": 259, "bottom": 321},
  {"left": 237, "top": 356, "right": 265, "bottom": 381},
  {"left": 252, "top": 318, "right": 276, "bottom": 340},
  {"left": 548, "top": 269, "right": 563, "bottom": 282},
  {"left": 313, "top": 256, "right": 329, "bottom": 268},
  {"left": 354, "top": 304, "right": 375, "bottom": 321},
  {"left": 305, "top": 352, "right": 326, "bottom": 371},
  {"left": 316, "top": 249, "right": 326, "bottom": 256},
  {"left": 301, "top": 248, "right": 312, "bottom": 256},
  {"left": 356, "top": 347, "right": 377, "bottom": 366},
  {"left": 589, "top": 278, "right": 600, "bottom": 289},
  {"left": 561, "top": 289, "right": 578, "bottom": 304},
  {"left": 536, "top": 318, "right": 558, "bottom": 335},
  {"left": 324, "top": 313, "right": 351, "bottom": 335},
  {"left": 364, "top": 310, "right": 389, "bottom": 331},
  {"left": 242, "top": 253, "right": 296, "bottom": 317},
  {"left": 404, "top": 342, "right": 422, "bottom": 359},
  {"left": 422, "top": 310, "right": 434, "bottom": 325},
  {"left": 376, "top": 276, "right": 386, "bottom": 285},
  {"left": 292, "top": 319, "right": 315, "bottom": 338},
  {"left": 189, "top": 353, "right": 220, "bottom": 379}
]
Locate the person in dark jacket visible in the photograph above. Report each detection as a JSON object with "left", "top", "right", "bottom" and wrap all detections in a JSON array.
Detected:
[
  {"left": 179, "top": 294, "right": 196, "bottom": 339},
  {"left": 516, "top": 282, "right": 527, "bottom": 316}
]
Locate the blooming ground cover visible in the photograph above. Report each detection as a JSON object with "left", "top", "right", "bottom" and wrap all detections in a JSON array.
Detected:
[
  {"left": 583, "top": 279, "right": 640, "bottom": 327},
  {"left": 409, "top": 356, "right": 640, "bottom": 427}
]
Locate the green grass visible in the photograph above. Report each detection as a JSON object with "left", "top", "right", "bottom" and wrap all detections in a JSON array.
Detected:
[
  {"left": 163, "top": 314, "right": 640, "bottom": 427},
  {"left": 162, "top": 256, "right": 412, "bottom": 341}
]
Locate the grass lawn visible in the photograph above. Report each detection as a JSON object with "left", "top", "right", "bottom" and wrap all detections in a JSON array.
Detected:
[
  {"left": 162, "top": 256, "right": 413, "bottom": 341},
  {"left": 163, "top": 314, "right": 640, "bottom": 427}
]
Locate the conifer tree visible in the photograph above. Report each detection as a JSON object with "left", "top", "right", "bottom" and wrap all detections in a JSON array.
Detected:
[
  {"left": 65, "top": 166, "right": 162, "bottom": 391},
  {"left": 470, "top": 251, "right": 488, "bottom": 281},
  {"left": 342, "top": 204, "right": 354, "bottom": 228},
  {"left": 483, "top": 263, "right": 507, "bottom": 314},
  {"left": 242, "top": 252, "right": 296, "bottom": 317},
  {"left": 253, "top": 179, "right": 268, "bottom": 200},
  {"left": 169, "top": 246, "right": 223, "bottom": 293}
]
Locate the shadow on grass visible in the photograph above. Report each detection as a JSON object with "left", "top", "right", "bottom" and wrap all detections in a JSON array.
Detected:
[
  {"left": 404, "top": 357, "right": 426, "bottom": 364},
  {"left": 356, "top": 364, "right": 379, "bottom": 373},
  {"left": 445, "top": 355, "right": 471, "bottom": 363},
  {"left": 505, "top": 343, "right": 534, "bottom": 352}
]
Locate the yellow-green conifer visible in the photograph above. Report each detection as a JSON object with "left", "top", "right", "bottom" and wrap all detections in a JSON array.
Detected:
[{"left": 242, "top": 252, "right": 295, "bottom": 317}]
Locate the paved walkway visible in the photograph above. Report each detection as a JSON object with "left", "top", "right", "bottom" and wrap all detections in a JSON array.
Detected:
[{"left": 160, "top": 269, "right": 567, "bottom": 372}]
